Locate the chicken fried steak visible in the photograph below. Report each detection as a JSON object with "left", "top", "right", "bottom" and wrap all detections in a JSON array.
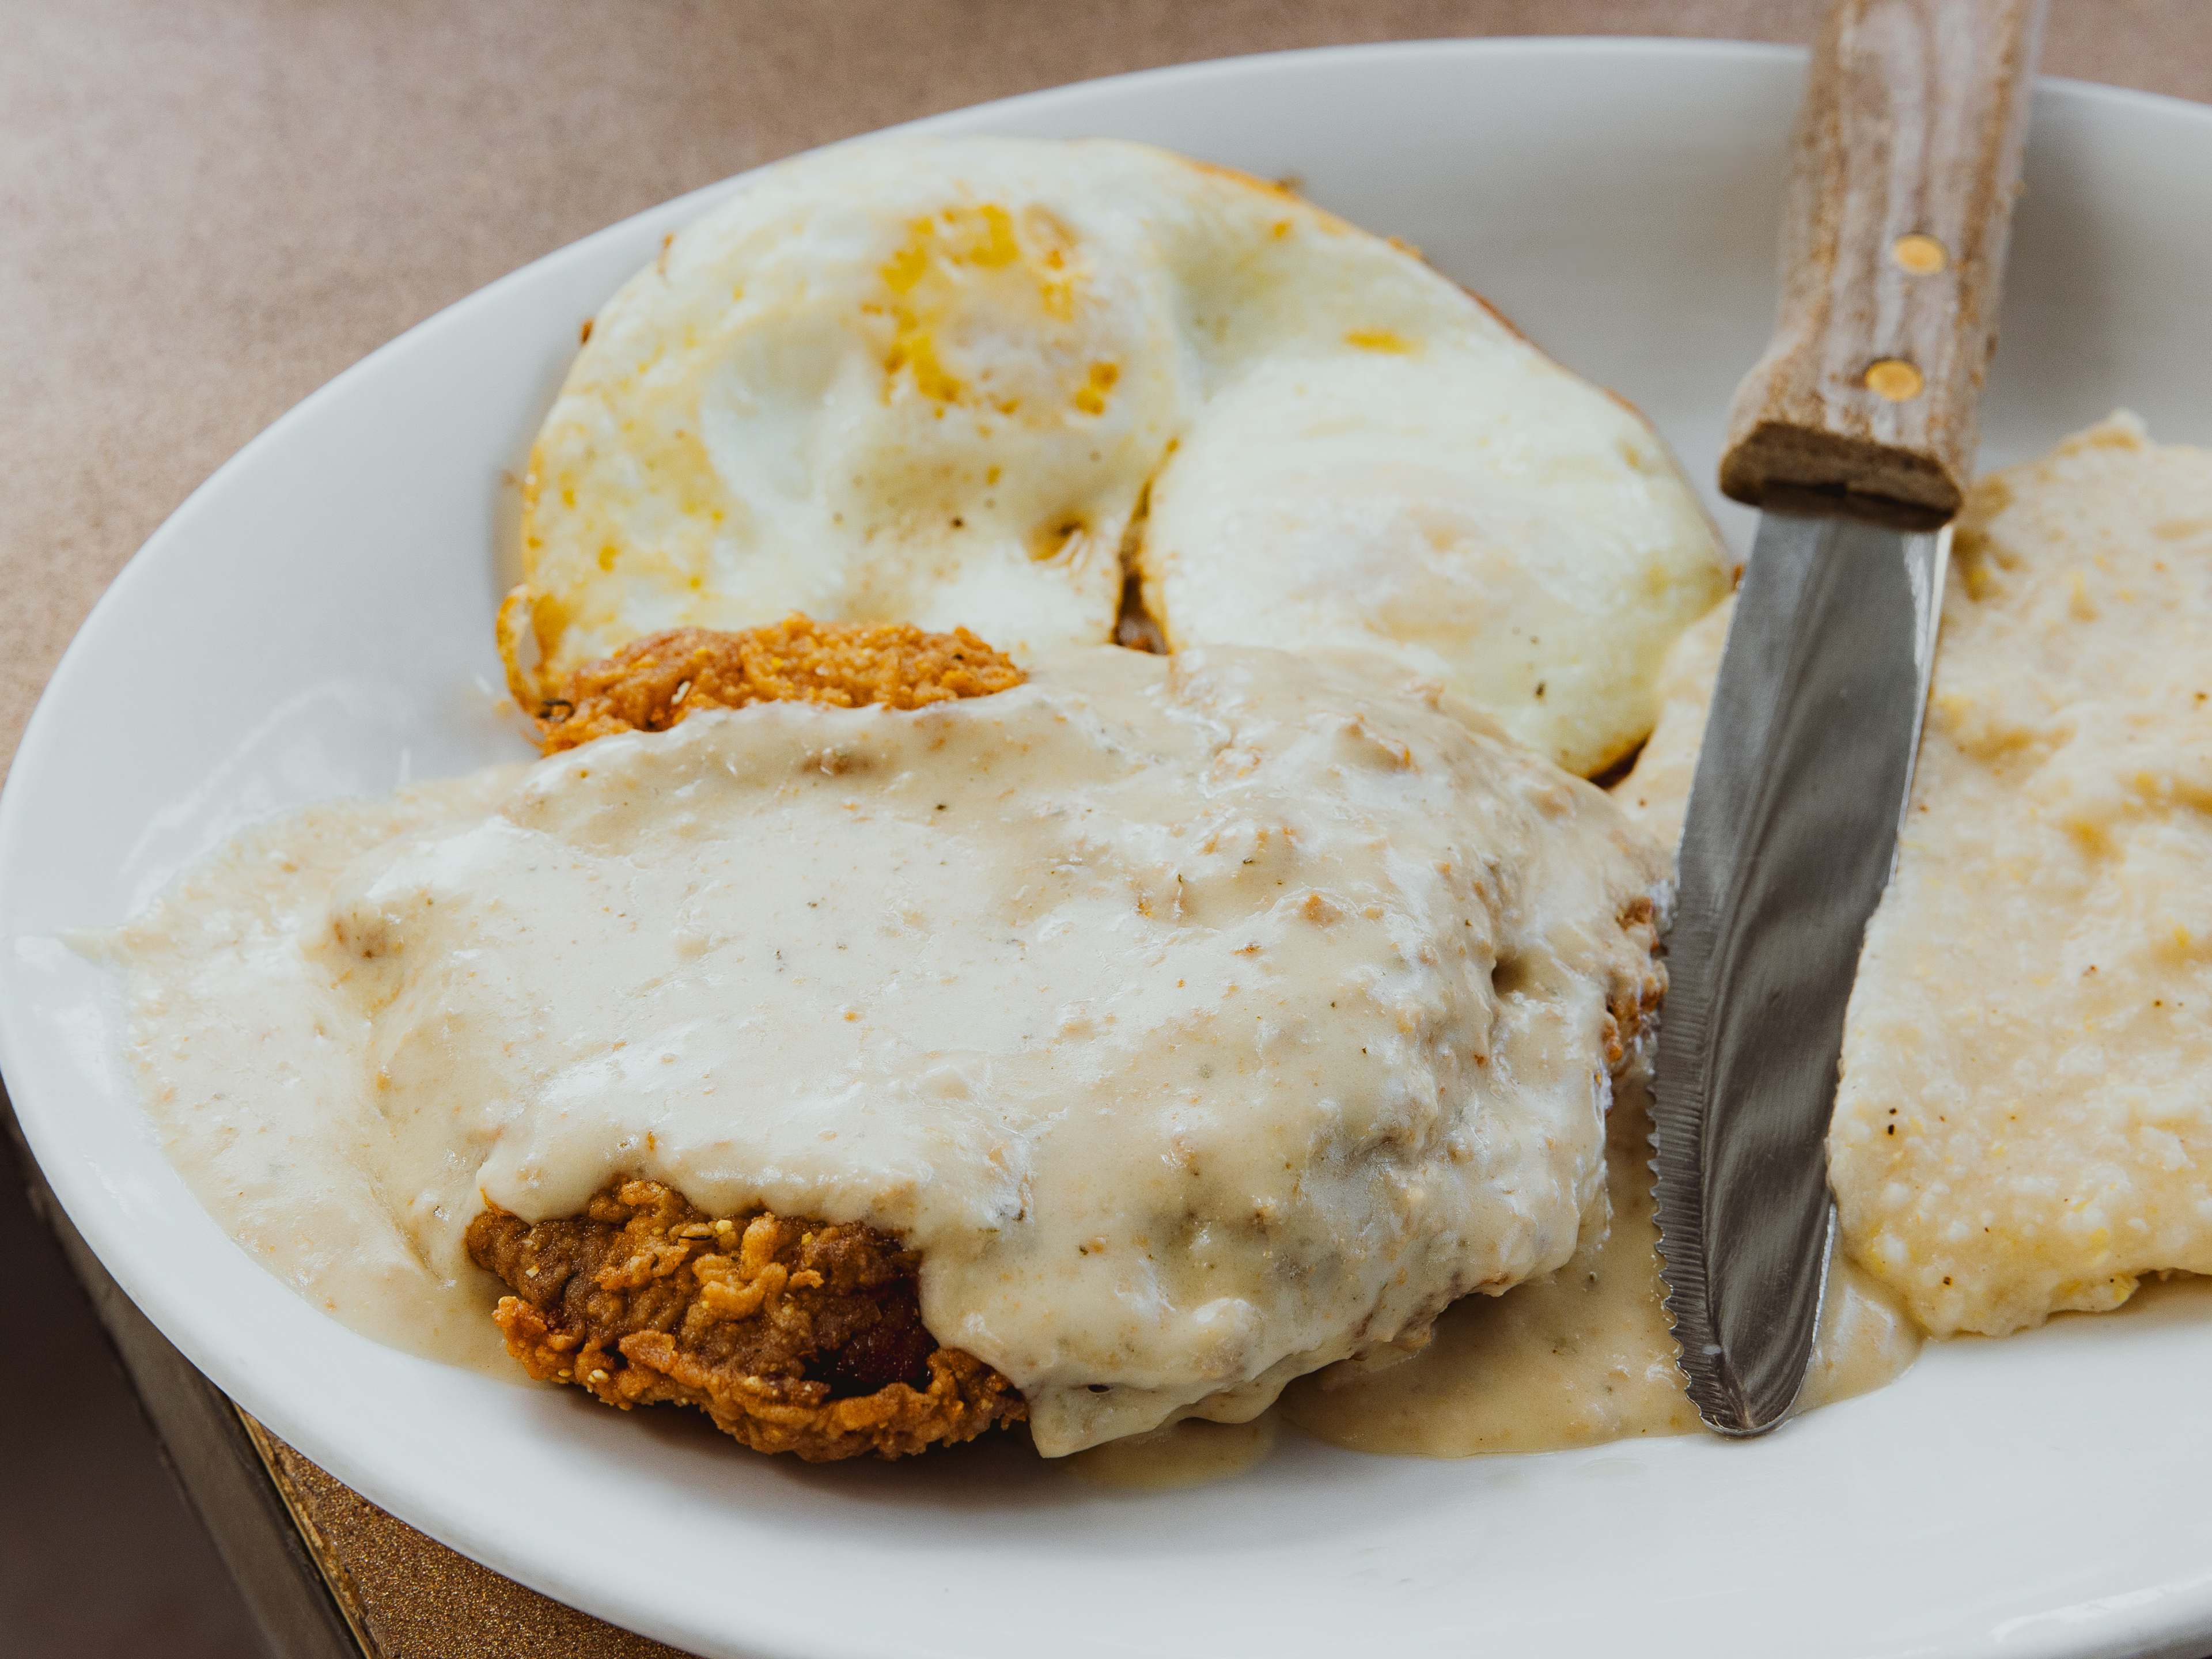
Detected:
[
  {"left": 115, "top": 606, "right": 1670, "bottom": 1463},
  {"left": 467, "top": 1183, "right": 1024, "bottom": 1461}
]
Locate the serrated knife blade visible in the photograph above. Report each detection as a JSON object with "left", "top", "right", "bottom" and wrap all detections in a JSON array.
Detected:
[
  {"left": 1650, "top": 511, "right": 1944, "bottom": 1434},
  {"left": 1652, "top": 0, "right": 2041, "bottom": 1436}
]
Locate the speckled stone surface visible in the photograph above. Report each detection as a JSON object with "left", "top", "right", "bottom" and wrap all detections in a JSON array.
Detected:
[
  {"left": 248, "top": 1425, "right": 690, "bottom": 1657},
  {"left": 6, "top": 2, "right": 2207, "bottom": 1652}
]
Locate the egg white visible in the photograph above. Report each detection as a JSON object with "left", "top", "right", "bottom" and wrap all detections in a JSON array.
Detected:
[{"left": 506, "top": 137, "right": 1728, "bottom": 774}]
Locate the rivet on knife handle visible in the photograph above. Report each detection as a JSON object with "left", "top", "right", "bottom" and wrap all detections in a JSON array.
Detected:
[{"left": 1718, "top": 0, "right": 2046, "bottom": 528}]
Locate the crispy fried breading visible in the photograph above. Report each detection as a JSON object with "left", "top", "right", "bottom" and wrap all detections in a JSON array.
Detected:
[
  {"left": 485, "top": 615, "right": 1033, "bottom": 1457},
  {"left": 1601, "top": 893, "right": 1666, "bottom": 1073},
  {"left": 466, "top": 1180, "right": 1024, "bottom": 1461},
  {"left": 532, "top": 616, "right": 1024, "bottom": 753}
]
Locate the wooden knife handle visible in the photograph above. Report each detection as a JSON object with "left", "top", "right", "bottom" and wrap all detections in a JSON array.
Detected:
[{"left": 1718, "top": 0, "right": 2046, "bottom": 528}]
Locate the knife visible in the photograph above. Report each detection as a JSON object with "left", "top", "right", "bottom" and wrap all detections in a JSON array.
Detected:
[{"left": 1652, "top": 0, "right": 2046, "bottom": 1436}]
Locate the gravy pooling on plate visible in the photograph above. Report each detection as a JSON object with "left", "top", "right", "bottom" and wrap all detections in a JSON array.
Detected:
[
  {"left": 99, "top": 642, "right": 1666, "bottom": 1457},
  {"left": 1063, "top": 1064, "right": 1919, "bottom": 1472},
  {"left": 1279, "top": 1076, "right": 1919, "bottom": 1457}
]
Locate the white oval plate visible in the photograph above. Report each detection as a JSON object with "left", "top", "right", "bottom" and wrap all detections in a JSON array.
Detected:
[{"left": 7, "top": 39, "right": 2212, "bottom": 1659}]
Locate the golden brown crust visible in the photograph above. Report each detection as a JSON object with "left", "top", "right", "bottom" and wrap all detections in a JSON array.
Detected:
[
  {"left": 1601, "top": 894, "right": 1666, "bottom": 1073},
  {"left": 486, "top": 615, "right": 1035, "bottom": 1455},
  {"left": 531, "top": 616, "right": 1024, "bottom": 753},
  {"left": 466, "top": 1180, "right": 1024, "bottom": 1461}
]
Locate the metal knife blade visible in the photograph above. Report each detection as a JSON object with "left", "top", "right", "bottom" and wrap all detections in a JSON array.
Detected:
[
  {"left": 1652, "top": 510, "right": 1945, "bottom": 1434},
  {"left": 1653, "top": 0, "right": 2043, "bottom": 1437}
]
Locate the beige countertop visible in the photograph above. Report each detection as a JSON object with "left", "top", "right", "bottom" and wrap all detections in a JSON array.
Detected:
[{"left": 6, "top": 3, "right": 2207, "bottom": 1653}]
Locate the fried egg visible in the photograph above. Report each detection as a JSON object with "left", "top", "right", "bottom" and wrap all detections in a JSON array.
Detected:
[
  {"left": 506, "top": 137, "right": 1728, "bottom": 774},
  {"left": 1140, "top": 346, "right": 1729, "bottom": 777}
]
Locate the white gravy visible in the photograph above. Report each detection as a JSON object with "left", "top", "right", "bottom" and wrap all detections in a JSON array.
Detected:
[
  {"left": 97, "top": 644, "right": 1665, "bottom": 1457},
  {"left": 1069, "top": 1414, "right": 1280, "bottom": 1490},
  {"left": 1279, "top": 1077, "right": 1919, "bottom": 1457}
]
